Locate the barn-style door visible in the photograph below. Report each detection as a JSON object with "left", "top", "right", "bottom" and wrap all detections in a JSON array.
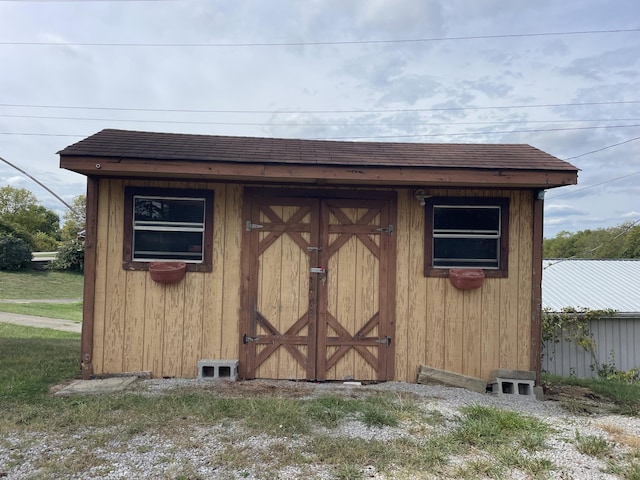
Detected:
[{"left": 240, "top": 190, "right": 396, "bottom": 381}]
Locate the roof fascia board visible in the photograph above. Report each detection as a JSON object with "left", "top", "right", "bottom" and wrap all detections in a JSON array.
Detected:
[{"left": 60, "top": 156, "right": 578, "bottom": 188}]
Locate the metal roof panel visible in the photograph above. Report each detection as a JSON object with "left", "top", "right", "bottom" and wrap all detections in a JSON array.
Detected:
[{"left": 542, "top": 259, "right": 640, "bottom": 313}]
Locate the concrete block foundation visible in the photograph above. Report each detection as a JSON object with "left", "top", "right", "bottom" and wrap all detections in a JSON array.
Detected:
[{"left": 198, "top": 359, "right": 239, "bottom": 381}]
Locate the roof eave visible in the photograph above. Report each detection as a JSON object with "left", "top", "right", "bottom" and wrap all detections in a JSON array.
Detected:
[{"left": 60, "top": 155, "right": 578, "bottom": 189}]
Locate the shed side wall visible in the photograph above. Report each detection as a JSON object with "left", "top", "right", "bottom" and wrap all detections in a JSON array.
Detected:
[
  {"left": 91, "top": 178, "right": 242, "bottom": 377},
  {"left": 91, "top": 180, "right": 534, "bottom": 381},
  {"left": 393, "top": 189, "right": 534, "bottom": 382}
]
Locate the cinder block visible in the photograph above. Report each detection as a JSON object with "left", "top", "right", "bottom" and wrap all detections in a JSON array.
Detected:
[
  {"left": 198, "top": 359, "right": 239, "bottom": 381},
  {"left": 489, "top": 377, "right": 535, "bottom": 398}
]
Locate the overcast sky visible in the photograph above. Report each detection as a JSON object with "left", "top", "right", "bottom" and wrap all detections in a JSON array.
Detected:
[{"left": 1, "top": 0, "right": 639, "bottom": 239}]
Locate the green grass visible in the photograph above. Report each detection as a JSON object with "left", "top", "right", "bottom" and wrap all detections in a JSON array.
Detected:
[
  {"left": 574, "top": 432, "right": 612, "bottom": 459},
  {"left": 543, "top": 373, "right": 640, "bottom": 415},
  {"left": 453, "top": 404, "right": 550, "bottom": 451},
  {"left": 0, "top": 269, "right": 83, "bottom": 299},
  {"left": 2, "top": 327, "right": 635, "bottom": 479},
  {"left": 0, "top": 323, "right": 80, "bottom": 404},
  {"left": 0, "top": 301, "right": 83, "bottom": 322}
]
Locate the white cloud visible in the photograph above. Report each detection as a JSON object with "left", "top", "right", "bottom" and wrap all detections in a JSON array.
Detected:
[
  {"left": 622, "top": 211, "right": 640, "bottom": 218},
  {"left": 545, "top": 204, "right": 585, "bottom": 217},
  {"left": 0, "top": 0, "right": 638, "bottom": 242}
]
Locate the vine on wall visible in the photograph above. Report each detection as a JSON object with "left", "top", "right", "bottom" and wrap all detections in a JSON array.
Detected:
[{"left": 541, "top": 307, "right": 616, "bottom": 365}]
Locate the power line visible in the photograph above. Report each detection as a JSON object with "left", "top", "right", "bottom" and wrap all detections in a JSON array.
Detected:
[
  {"left": 544, "top": 218, "right": 640, "bottom": 266},
  {"left": 311, "top": 124, "right": 640, "bottom": 140},
  {"left": 547, "top": 170, "right": 640, "bottom": 200},
  {"left": 2, "top": 113, "right": 640, "bottom": 128},
  {"left": 564, "top": 135, "right": 640, "bottom": 160},
  {"left": 2, "top": 28, "right": 639, "bottom": 48},
  {"left": 0, "top": 132, "right": 83, "bottom": 137},
  {"left": 1, "top": 100, "right": 639, "bottom": 115},
  {"left": 0, "top": 154, "right": 78, "bottom": 214},
  {"left": 3, "top": 123, "right": 640, "bottom": 140}
]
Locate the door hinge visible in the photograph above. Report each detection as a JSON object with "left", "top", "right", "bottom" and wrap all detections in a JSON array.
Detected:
[
  {"left": 376, "top": 336, "right": 392, "bottom": 346},
  {"left": 246, "top": 221, "right": 264, "bottom": 231},
  {"left": 243, "top": 333, "right": 261, "bottom": 344},
  {"left": 376, "top": 224, "right": 394, "bottom": 235}
]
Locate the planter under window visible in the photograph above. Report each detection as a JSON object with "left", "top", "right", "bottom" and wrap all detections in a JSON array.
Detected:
[
  {"left": 149, "top": 262, "right": 186, "bottom": 284},
  {"left": 449, "top": 268, "right": 484, "bottom": 290}
]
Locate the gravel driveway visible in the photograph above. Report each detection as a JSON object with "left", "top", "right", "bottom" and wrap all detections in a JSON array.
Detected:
[{"left": 2, "top": 379, "right": 639, "bottom": 479}]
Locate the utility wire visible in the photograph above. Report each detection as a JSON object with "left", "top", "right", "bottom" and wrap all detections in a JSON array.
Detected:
[
  {"left": 564, "top": 135, "right": 640, "bottom": 160},
  {"left": 547, "top": 170, "right": 640, "bottom": 199},
  {"left": 2, "top": 113, "right": 640, "bottom": 128},
  {"left": 3, "top": 123, "right": 640, "bottom": 140},
  {"left": 2, "top": 28, "right": 639, "bottom": 47},
  {"left": 544, "top": 218, "right": 640, "bottom": 267},
  {"left": 0, "top": 154, "right": 78, "bottom": 214},
  {"left": 1, "top": 100, "right": 639, "bottom": 115}
]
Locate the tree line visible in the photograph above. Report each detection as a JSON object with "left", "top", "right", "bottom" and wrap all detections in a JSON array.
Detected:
[
  {"left": 0, "top": 185, "right": 85, "bottom": 270},
  {"left": 543, "top": 221, "right": 640, "bottom": 259}
]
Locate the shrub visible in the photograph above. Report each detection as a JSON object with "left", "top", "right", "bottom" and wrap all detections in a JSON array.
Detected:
[
  {"left": 0, "top": 235, "right": 32, "bottom": 270},
  {"left": 32, "top": 231, "right": 59, "bottom": 252},
  {"left": 50, "top": 239, "right": 84, "bottom": 272}
]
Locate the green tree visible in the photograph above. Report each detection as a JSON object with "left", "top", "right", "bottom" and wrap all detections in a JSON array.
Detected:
[
  {"left": 0, "top": 186, "right": 60, "bottom": 248},
  {"left": 622, "top": 224, "right": 640, "bottom": 258},
  {"left": 60, "top": 194, "right": 86, "bottom": 241},
  {"left": 544, "top": 221, "right": 640, "bottom": 259}
]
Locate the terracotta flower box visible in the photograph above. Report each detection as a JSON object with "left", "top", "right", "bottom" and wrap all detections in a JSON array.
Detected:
[
  {"left": 149, "top": 262, "right": 186, "bottom": 284},
  {"left": 449, "top": 268, "right": 484, "bottom": 290}
]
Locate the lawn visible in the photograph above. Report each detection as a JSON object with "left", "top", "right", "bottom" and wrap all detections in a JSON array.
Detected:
[
  {"left": 0, "top": 302, "right": 83, "bottom": 322},
  {"left": 0, "top": 269, "right": 84, "bottom": 321},
  {"left": 2, "top": 324, "right": 640, "bottom": 479},
  {"left": 0, "top": 269, "right": 84, "bottom": 300}
]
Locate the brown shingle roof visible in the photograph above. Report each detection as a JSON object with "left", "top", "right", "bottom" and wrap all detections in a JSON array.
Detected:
[{"left": 58, "top": 129, "right": 577, "bottom": 172}]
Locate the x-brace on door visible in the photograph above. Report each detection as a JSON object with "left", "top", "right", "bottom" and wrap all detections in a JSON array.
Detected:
[{"left": 240, "top": 189, "right": 396, "bottom": 381}]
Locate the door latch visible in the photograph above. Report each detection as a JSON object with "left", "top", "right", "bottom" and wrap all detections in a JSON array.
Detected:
[
  {"left": 376, "top": 336, "right": 392, "bottom": 346},
  {"left": 310, "top": 267, "right": 327, "bottom": 286},
  {"left": 243, "top": 333, "right": 261, "bottom": 344}
]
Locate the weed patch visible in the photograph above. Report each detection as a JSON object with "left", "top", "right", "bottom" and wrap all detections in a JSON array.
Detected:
[
  {"left": 453, "top": 405, "right": 550, "bottom": 451},
  {"left": 574, "top": 432, "right": 612, "bottom": 459}
]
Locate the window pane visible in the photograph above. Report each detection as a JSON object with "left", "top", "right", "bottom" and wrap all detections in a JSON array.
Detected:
[
  {"left": 433, "top": 237, "right": 499, "bottom": 268},
  {"left": 434, "top": 206, "right": 500, "bottom": 232},
  {"left": 134, "top": 197, "right": 205, "bottom": 224},
  {"left": 133, "top": 230, "right": 204, "bottom": 261}
]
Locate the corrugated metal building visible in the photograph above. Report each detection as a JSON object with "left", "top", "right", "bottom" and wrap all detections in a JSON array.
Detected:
[{"left": 541, "top": 259, "right": 640, "bottom": 377}]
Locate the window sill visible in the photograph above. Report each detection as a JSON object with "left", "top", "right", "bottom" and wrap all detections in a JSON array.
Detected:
[
  {"left": 424, "top": 267, "right": 507, "bottom": 279},
  {"left": 122, "top": 261, "right": 212, "bottom": 273}
]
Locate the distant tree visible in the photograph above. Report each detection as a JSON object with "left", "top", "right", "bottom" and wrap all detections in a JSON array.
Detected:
[
  {"left": 50, "top": 238, "right": 84, "bottom": 271},
  {"left": 32, "top": 231, "right": 59, "bottom": 251},
  {"left": 622, "top": 223, "right": 640, "bottom": 258},
  {"left": 543, "top": 230, "right": 579, "bottom": 258},
  {"left": 60, "top": 194, "right": 86, "bottom": 241},
  {"left": 0, "top": 235, "right": 32, "bottom": 270},
  {"left": 0, "top": 185, "right": 60, "bottom": 248},
  {"left": 544, "top": 221, "right": 640, "bottom": 259}
]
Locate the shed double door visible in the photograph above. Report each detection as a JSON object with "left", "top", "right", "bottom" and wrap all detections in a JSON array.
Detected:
[{"left": 240, "top": 190, "right": 396, "bottom": 381}]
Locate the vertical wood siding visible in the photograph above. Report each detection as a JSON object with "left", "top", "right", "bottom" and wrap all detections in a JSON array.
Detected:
[
  {"left": 91, "top": 180, "right": 534, "bottom": 381},
  {"left": 393, "top": 189, "right": 534, "bottom": 382},
  {"left": 92, "top": 179, "right": 242, "bottom": 378}
]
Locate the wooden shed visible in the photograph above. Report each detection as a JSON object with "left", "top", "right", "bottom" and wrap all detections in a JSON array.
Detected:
[{"left": 59, "top": 129, "right": 578, "bottom": 383}]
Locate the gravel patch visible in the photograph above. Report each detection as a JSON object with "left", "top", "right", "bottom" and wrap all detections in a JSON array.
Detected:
[{"left": 1, "top": 379, "right": 638, "bottom": 479}]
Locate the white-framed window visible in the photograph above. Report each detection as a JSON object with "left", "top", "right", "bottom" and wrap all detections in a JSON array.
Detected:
[
  {"left": 132, "top": 195, "right": 206, "bottom": 262},
  {"left": 425, "top": 197, "right": 509, "bottom": 277},
  {"left": 123, "top": 187, "right": 214, "bottom": 271}
]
